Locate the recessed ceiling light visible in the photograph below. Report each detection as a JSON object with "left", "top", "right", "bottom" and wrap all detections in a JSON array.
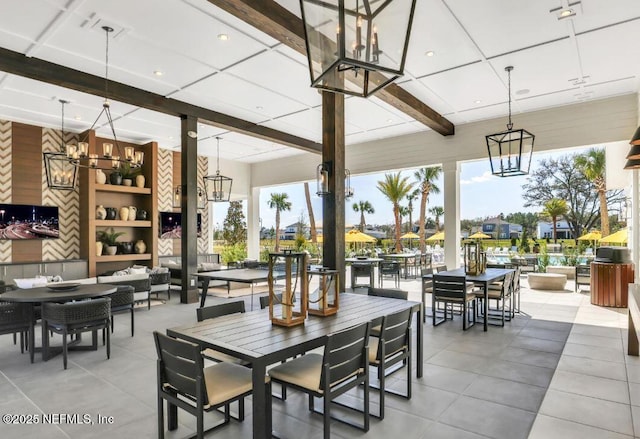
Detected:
[
  {"left": 74, "top": 115, "right": 82, "bottom": 120},
  {"left": 425, "top": 51, "right": 435, "bottom": 57},
  {"left": 474, "top": 100, "right": 482, "bottom": 104},
  {"left": 168, "top": 136, "right": 174, "bottom": 140},
  {"left": 256, "top": 105, "right": 264, "bottom": 110},
  {"left": 559, "top": 9, "right": 573, "bottom": 17},
  {"left": 217, "top": 33, "right": 229, "bottom": 41},
  {"left": 387, "top": 119, "right": 393, "bottom": 123},
  {"left": 515, "top": 88, "right": 530, "bottom": 95},
  {"left": 153, "top": 70, "right": 163, "bottom": 76}
]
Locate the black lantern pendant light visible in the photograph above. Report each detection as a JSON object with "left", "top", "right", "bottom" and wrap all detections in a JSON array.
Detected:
[
  {"left": 300, "top": 0, "right": 417, "bottom": 97},
  {"left": 43, "top": 99, "right": 79, "bottom": 190},
  {"left": 204, "top": 137, "right": 232, "bottom": 202},
  {"left": 486, "top": 66, "right": 535, "bottom": 177}
]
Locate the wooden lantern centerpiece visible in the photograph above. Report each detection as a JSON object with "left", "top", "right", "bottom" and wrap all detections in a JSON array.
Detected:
[
  {"left": 268, "top": 251, "right": 308, "bottom": 327},
  {"left": 307, "top": 267, "right": 339, "bottom": 316},
  {"left": 464, "top": 242, "right": 486, "bottom": 275}
]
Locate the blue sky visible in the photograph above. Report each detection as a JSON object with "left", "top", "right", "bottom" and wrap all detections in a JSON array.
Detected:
[{"left": 213, "top": 146, "right": 590, "bottom": 230}]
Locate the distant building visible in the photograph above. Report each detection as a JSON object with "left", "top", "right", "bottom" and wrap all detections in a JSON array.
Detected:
[
  {"left": 280, "top": 222, "right": 308, "bottom": 240},
  {"left": 537, "top": 219, "right": 574, "bottom": 240},
  {"left": 482, "top": 217, "right": 522, "bottom": 239}
]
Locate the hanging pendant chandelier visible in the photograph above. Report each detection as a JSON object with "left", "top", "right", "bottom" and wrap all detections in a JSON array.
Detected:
[
  {"left": 64, "top": 26, "right": 143, "bottom": 173},
  {"left": 300, "top": 0, "right": 417, "bottom": 97},
  {"left": 43, "top": 99, "right": 79, "bottom": 190},
  {"left": 204, "top": 137, "right": 232, "bottom": 202},
  {"left": 485, "top": 66, "right": 535, "bottom": 177}
]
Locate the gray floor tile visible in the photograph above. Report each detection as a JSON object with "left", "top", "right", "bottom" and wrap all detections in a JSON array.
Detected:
[
  {"left": 557, "top": 355, "right": 628, "bottom": 381},
  {"left": 499, "top": 347, "right": 560, "bottom": 369},
  {"left": 414, "top": 363, "right": 478, "bottom": 394},
  {"left": 567, "top": 332, "right": 624, "bottom": 349},
  {"left": 509, "top": 335, "right": 565, "bottom": 354},
  {"left": 426, "top": 350, "right": 491, "bottom": 374},
  {"left": 539, "top": 389, "right": 634, "bottom": 436},
  {"left": 463, "top": 375, "right": 546, "bottom": 412},
  {"left": 519, "top": 326, "right": 570, "bottom": 342},
  {"left": 529, "top": 414, "right": 633, "bottom": 439},
  {"left": 419, "top": 422, "right": 487, "bottom": 439},
  {"left": 550, "top": 370, "right": 630, "bottom": 404},
  {"left": 571, "top": 324, "right": 624, "bottom": 339},
  {"left": 563, "top": 342, "right": 626, "bottom": 363},
  {"left": 483, "top": 358, "right": 555, "bottom": 388},
  {"left": 439, "top": 395, "right": 536, "bottom": 439}
]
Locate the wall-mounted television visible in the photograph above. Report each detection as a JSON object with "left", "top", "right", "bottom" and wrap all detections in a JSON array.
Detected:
[
  {"left": 159, "top": 211, "right": 202, "bottom": 239},
  {"left": 0, "top": 203, "right": 59, "bottom": 240}
]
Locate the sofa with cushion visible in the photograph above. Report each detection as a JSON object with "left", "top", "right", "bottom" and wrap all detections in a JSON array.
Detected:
[{"left": 97, "top": 273, "right": 151, "bottom": 309}]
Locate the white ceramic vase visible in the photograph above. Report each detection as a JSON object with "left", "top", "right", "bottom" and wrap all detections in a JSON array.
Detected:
[
  {"left": 95, "top": 169, "right": 107, "bottom": 184},
  {"left": 127, "top": 206, "right": 137, "bottom": 221},
  {"left": 119, "top": 207, "right": 129, "bottom": 221},
  {"left": 134, "top": 240, "right": 146, "bottom": 254},
  {"left": 135, "top": 175, "right": 145, "bottom": 188}
]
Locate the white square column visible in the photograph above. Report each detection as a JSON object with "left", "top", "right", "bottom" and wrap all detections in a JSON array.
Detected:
[
  {"left": 247, "top": 186, "right": 261, "bottom": 260},
  {"left": 443, "top": 161, "right": 461, "bottom": 269}
]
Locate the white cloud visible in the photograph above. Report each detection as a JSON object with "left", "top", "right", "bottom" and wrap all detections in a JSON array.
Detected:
[{"left": 460, "top": 171, "right": 493, "bottom": 185}]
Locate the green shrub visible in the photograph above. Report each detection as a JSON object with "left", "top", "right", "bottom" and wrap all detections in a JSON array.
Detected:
[
  {"left": 220, "top": 243, "right": 247, "bottom": 264},
  {"left": 538, "top": 252, "right": 550, "bottom": 272}
]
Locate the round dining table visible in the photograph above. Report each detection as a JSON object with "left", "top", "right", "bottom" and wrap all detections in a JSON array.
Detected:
[{"left": 1, "top": 283, "right": 118, "bottom": 363}]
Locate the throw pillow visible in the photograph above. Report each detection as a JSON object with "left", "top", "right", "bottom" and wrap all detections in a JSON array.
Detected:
[{"left": 14, "top": 277, "right": 48, "bottom": 289}]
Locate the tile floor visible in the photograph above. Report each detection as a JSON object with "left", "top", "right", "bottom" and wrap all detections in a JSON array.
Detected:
[{"left": 0, "top": 271, "right": 636, "bottom": 439}]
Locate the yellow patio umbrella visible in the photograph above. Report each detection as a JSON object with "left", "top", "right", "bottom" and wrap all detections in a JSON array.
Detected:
[
  {"left": 401, "top": 232, "right": 420, "bottom": 239},
  {"left": 468, "top": 232, "right": 491, "bottom": 239},
  {"left": 599, "top": 229, "right": 627, "bottom": 245},
  {"left": 345, "top": 229, "right": 376, "bottom": 243},
  {"left": 577, "top": 231, "right": 602, "bottom": 241},
  {"left": 426, "top": 231, "right": 445, "bottom": 241}
]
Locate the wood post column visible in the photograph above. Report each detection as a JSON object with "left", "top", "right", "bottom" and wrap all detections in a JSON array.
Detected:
[
  {"left": 321, "top": 92, "right": 346, "bottom": 290},
  {"left": 180, "top": 115, "right": 199, "bottom": 304}
]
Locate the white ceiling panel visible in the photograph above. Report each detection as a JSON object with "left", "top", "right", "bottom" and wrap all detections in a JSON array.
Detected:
[
  {"left": 0, "top": 0, "right": 64, "bottom": 47},
  {"left": 397, "top": 79, "right": 456, "bottom": 116},
  {"left": 572, "top": 1, "right": 640, "bottom": 34},
  {"left": 0, "top": 30, "right": 34, "bottom": 54},
  {"left": 445, "top": 0, "right": 568, "bottom": 57},
  {"left": 345, "top": 97, "right": 410, "bottom": 131},
  {"left": 345, "top": 122, "right": 427, "bottom": 144},
  {"left": 418, "top": 62, "right": 504, "bottom": 112},
  {"left": 260, "top": 109, "right": 322, "bottom": 142},
  {"left": 405, "top": 0, "right": 482, "bottom": 78},
  {"left": 225, "top": 50, "right": 320, "bottom": 108},
  {"left": 178, "top": 72, "right": 309, "bottom": 120}
]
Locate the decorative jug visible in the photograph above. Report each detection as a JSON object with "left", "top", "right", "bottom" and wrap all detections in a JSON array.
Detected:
[
  {"left": 105, "top": 207, "right": 117, "bottom": 220},
  {"left": 109, "top": 172, "right": 122, "bottom": 185},
  {"left": 95, "top": 241, "right": 103, "bottom": 257},
  {"left": 134, "top": 240, "right": 147, "bottom": 254},
  {"left": 127, "top": 206, "right": 137, "bottom": 221},
  {"left": 95, "top": 205, "right": 106, "bottom": 220},
  {"left": 135, "top": 175, "right": 145, "bottom": 188},
  {"left": 119, "top": 242, "right": 133, "bottom": 254},
  {"left": 95, "top": 169, "right": 106, "bottom": 184},
  {"left": 136, "top": 209, "right": 147, "bottom": 221},
  {"left": 119, "top": 206, "right": 129, "bottom": 221}
]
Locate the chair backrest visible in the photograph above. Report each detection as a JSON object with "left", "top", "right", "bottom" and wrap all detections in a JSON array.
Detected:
[
  {"left": 196, "top": 300, "right": 245, "bottom": 322},
  {"left": 259, "top": 293, "right": 282, "bottom": 310},
  {"left": 435, "top": 265, "right": 448, "bottom": 273},
  {"left": 320, "top": 322, "right": 369, "bottom": 390},
  {"left": 500, "top": 271, "right": 515, "bottom": 296},
  {"left": 512, "top": 267, "right": 521, "bottom": 292},
  {"left": 576, "top": 265, "right": 591, "bottom": 284},
  {"left": 367, "top": 287, "right": 408, "bottom": 300},
  {"left": 375, "top": 308, "right": 412, "bottom": 361},
  {"left": 0, "top": 301, "right": 31, "bottom": 333},
  {"left": 379, "top": 261, "right": 400, "bottom": 274},
  {"left": 433, "top": 275, "right": 466, "bottom": 300},
  {"left": 42, "top": 297, "right": 111, "bottom": 325},
  {"left": 154, "top": 331, "right": 205, "bottom": 404},
  {"left": 109, "top": 285, "right": 135, "bottom": 308}
]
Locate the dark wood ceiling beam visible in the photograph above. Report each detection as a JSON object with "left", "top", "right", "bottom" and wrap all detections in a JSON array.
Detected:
[
  {"left": 0, "top": 46, "right": 322, "bottom": 153},
  {"left": 207, "top": 0, "right": 455, "bottom": 136}
]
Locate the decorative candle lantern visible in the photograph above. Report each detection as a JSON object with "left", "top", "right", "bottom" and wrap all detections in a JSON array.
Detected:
[
  {"left": 269, "top": 251, "right": 308, "bottom": 327},
  {"left": 464, "top": 241, "right": 486, "bottom": 276},
  {"left": 307, "top": 267, "right": 339, "bottom": 316}
]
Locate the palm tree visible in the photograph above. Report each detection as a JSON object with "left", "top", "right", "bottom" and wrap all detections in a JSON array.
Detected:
[
  {"left": 398, "top": 205, "right": 410, "bottom": 233},
  {"left": 406, "top": 189, "right": 419, "bottom": 233},
  {"left": 267, "top": 193, "right": 292, "bottom": 252},
  {"left": 541, "top": 198, "right": 568, "bottom": 243},
  {"left": 303, "top": 182, "right": 317, "bottom": 243},
  {"left": 414, "top": 167, "right": 442, "bottom": 252},
  {"left": 352, "top": 200, "right": 374, "bottom": 232},
  {"left": 377, "top": 172, "right": 414, "bottom": 252},
  {"left": 429, "top": 206, "right": 444, "bottom": 232},
  {"left": 575, "top": 148, "right": 609, "bottom": 236}
]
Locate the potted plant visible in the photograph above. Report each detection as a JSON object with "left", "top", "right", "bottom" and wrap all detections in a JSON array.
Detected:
[
  {"left": 120, "top": 162, "right": 141, "bottom": 187},
  {"left": 97, "top": 227, "right": 125, "bottom": 255}
]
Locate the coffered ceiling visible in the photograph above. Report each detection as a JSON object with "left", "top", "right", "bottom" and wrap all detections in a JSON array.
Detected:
[{"left": 0, "top": 0, "right": 638, "bottom": 163}]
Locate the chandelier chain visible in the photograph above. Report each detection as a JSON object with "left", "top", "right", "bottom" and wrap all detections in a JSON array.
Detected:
[
  {"left": 216, "top": 137, "right": 221, "bottom": 174},
  {"left": 104, "top": 27, "right": 110, "bottom": 103},
  {"left": 506, "top": 66, "right": 513, "bottom": 131}
]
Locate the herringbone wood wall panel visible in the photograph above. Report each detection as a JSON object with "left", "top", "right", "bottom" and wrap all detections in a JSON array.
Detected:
[
  {"left": 158, "top": 148, "right": 173, "bottom": 256},
  {"left": 0, "top": 120, "right": 11, "bottom": 262}
]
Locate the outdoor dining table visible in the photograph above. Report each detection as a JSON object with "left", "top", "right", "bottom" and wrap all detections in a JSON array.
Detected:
[
  {"left": 167, "top": 292, "right": 423, "bottom": 439},
  {"left": 0, "top": 283, "right": 118, "bottom": 362},
  {"left": 423, "top": 267, "right": 514, "bottom": 331}
]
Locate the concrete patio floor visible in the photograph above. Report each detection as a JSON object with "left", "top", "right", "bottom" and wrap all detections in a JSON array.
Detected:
[{"left": 0, "top": 270, "right": 636, "bottom": 439}]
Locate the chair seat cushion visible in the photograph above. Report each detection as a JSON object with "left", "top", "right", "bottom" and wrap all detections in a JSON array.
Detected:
[
  {"left": 268, "top": 353, "right": 323, "bottom": 392},
  {"left": 203, "top": 361, "right": 253, "bottom": 407},
  {"left": 368, "top": 336, "right": 406, "bottom": 364},
  {"left": 370, "top": 324, "right": 381, "bottom": 337},
  {"left": 202, "top": 348, "right": 250, "bottom": 366}
]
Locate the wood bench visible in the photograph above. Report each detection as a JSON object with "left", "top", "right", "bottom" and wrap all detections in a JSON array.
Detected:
[
  {"left": 628, "top": 284, "right": 640, "bottom": 356},
  {"left": 528, "top": 273, "right": 567, "bottom": 290}
]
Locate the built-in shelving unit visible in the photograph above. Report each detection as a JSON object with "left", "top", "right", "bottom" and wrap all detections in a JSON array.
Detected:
[{"left": 79, "top": 130, "right": 158, "bottom": 277}]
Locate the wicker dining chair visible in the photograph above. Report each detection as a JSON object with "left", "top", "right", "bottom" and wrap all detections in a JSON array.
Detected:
[
  {"left": 0, "top": 301, "right": 33, "bottom": 362},
  {"left": 109, "top": 285, "right": 135, "bottom": 337},
  {"left": 42, "top": 297, "right": 111, "bottom": 369}
]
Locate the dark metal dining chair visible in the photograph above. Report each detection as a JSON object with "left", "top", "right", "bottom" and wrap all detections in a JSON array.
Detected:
[
  {"left": 369, "top": 308, "right": 412, "bottom": 419},
  {"left": 378, "top": 261, "right": 401, "bottom": 288},
  {"left": 153, "top": 331, "right": 264, "bottom": 439},
  {"left": 268, "top": 322, "right": 370, "bottom": 439},
  {"left": 432, "top": 275, "right": 476, "bottom": 330}
]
